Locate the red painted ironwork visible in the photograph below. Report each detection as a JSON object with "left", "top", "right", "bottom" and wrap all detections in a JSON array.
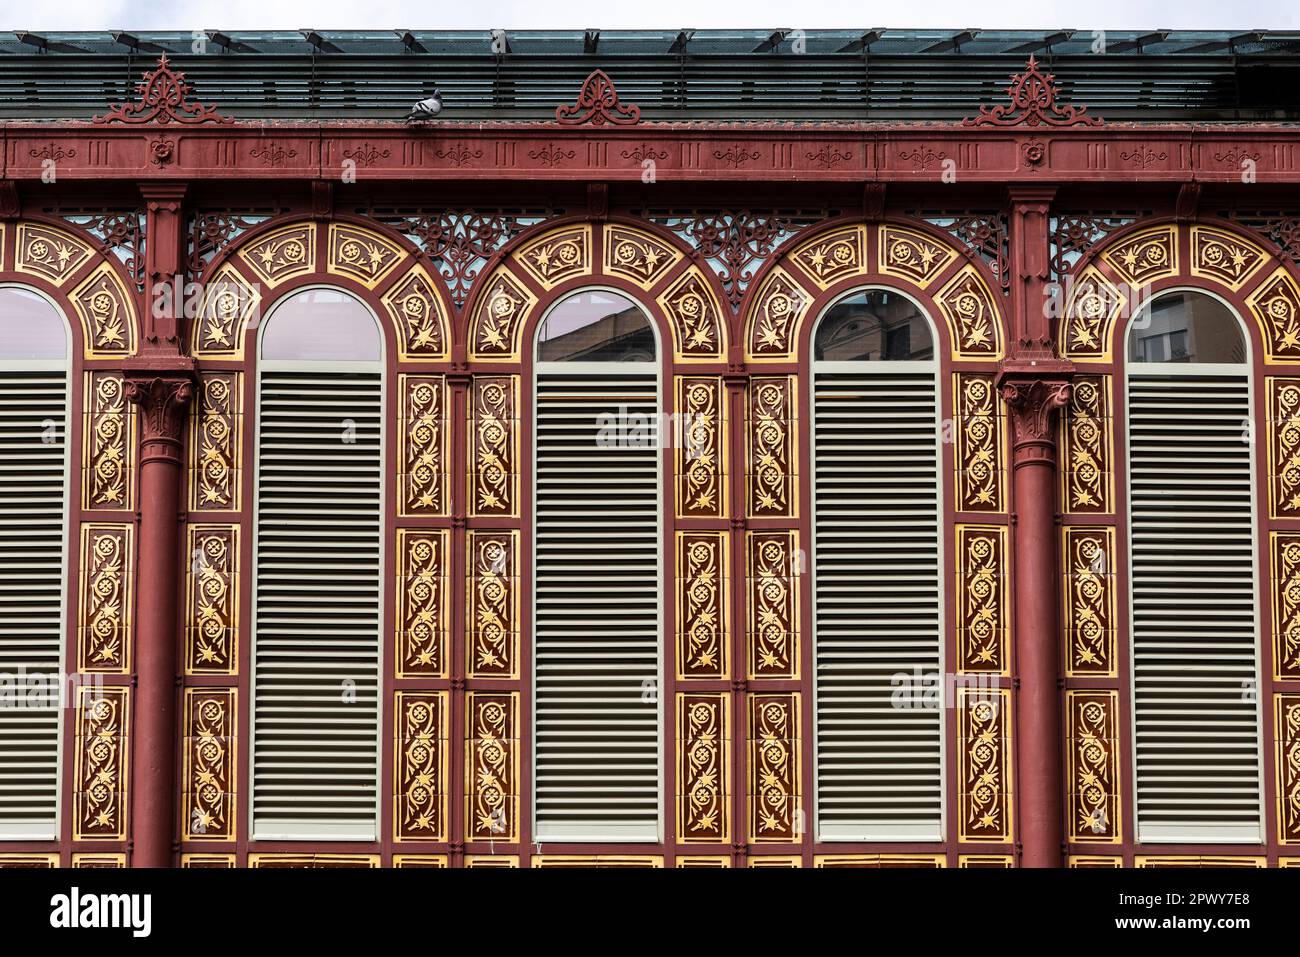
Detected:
[
  {"left": 555, "top": 69, "right": 641, "bottom": 126},
  {"left": 962, "top": 55, "right": 1103, "bottom": 128},
  {"left": 93, "top": 54, "right": 233, "bottom": 125}
]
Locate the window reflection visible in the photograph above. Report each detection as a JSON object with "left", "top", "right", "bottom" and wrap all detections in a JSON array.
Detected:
[
  {"left": 814, "top": 290, "right": 934, "bottom": 361},
  {"left": 260, "top": 287, "right": 382, "bottom": 362},
  {"left": 0, "top": 288, "right": 68, "bottom": 360},
  {"left": 537, "top": 290, "right": 655, "bottom": 362},
  {"left": 1129, "top": 291, "right": 1245, "bottom": 364}
]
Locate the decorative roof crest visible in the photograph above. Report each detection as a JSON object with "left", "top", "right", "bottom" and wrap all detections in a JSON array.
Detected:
[
  {"left": 556, "top": 69, "right": 641, "bottom": 126},
  {"left": 962, "top": 56, "right": 1102, "bottom": 128},
  {"left": 94, "top": 54, "right": 233, "bottom": 125}
]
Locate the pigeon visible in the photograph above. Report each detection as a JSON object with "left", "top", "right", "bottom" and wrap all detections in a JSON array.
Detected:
[{"left": 404, "top": 91, "right": 443, "bottom": 123}]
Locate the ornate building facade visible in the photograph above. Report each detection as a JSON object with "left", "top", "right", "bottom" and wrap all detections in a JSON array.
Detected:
[{"left": 0, "top": 29, "right": 1299, "bottom": 868}]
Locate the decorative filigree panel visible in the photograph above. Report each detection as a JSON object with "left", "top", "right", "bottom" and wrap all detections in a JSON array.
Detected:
[
  {"left": 15, "top": 221, "right": 95, "bottom": 287},
  {"left": 1063, "top": 527, "right": 1116, "bottom": 677},
  {"left": 399, "top": 375, "right": 448, "bottom": 516},
  {"left": 77, "top": 524, "right": 133, "bottom": 673},
  {"left": 1271, "top": 532, "right": 1300, "bottom": 680},
  {"left": 1061, "top": 266, "right": 1125, "bottom": 362},
  {"left": 82, "top": 372, "right": 135, "bottom": 510},
  {"left": 1060, "top": 375, "right": 1112, "bottom": 514},
  {"left": 73, "top": 685, "right": 129, "bottom": 841},
  {"left": 0, "top": 853, "right": 57, "bottom": 867},
  {"left": 677, "top": 856, "right": 731, "bottom": 867},
  {"left": 1190, "top": 226, "right": 1267, "bottom": 291},
  {"left": 747, "top": 530, "right": 799, "bottom": 680},
  {"left": 469, "top": 268, "right": 537, "bottom": 361},
  {"left": 182, "top": 688, "right": 235, "bottom": 841},
  {"left": 676, "top": 376, "right": 726, "bottom": 518},
  {"left": 1247, "top": 268, "right": 1300, "bottom": 363},
  {"left": 676, "top": 532, "right": 729, "bottom": 680},
  {"left": 958, "top": 855, "right": 1014, "bottom": 867},
  {"left": 677, "top": 692, "right": 730, "bottom": 843},
  {"left": 747, "top": 856, "right": 801, "bottom": 867},
  {"left": 382, "top": 264, "right": 450, "bottom": 361},
  {"left": 326, "top": 222, "right": 404, "bottom": 288},
  {"left": 184, "top": 525, "right": 238, "bottom": 674},
  {"left": 464, "top": 855, "right": 520, "bottom": 867},
  {"left": 746, "top": 266, "right": 813, "bottom": 361},
  {"left": 953, "top": 374, "right": 1005, "bottom": 511},
  {"left": 957, "top": 687, "right": 1012, "bottom": 842},
  {"left": 396, "top": 529, "right": 449, "bottom": 678},
  {"left": 189, "top": 372, "right": 242, "bottom": 512},
  {"left": 467, "top": 530, "right": 519, "bottom": 680},
  {"left": 1277, "top": 694, "right": 1300, "bottom": 844},
  {"left": 1066, "top": 690, "right": 1120, "bottom": 843},
  {"left": 514, "top": 224, "right": 591, "bottom": 289},
  {"left": 1100, "top": 225, "right": 1178, "bottom": 286},
  {"left": 70, "top": 262, "right": 136, "bottom": 357},
  {"left": 1270, "top": 378, "right": 1300, "bottom": 518},
  {"left": 193, "top": 265, "right": 260, "bottom": 358},
  {"left": 602, "top": 223, "right": 680, "bottom": 289},
  {"left": 237, "top": 222, "right": 316, "bottom": 287},
  {"left": 393, "top": 855, "right": 449, "bottom": 867},
  {"left": 395, "top": 691, "right": 448, "bottom": 842},
  {"left": 748, "top": 693, "right": 800, "bottom": 843},
  {"left": 71, "top": 854, "right": 126, "bottom": 868},
  {"left": 878, "top": 225, "right": 958, "bottom": 288},
  {"left": 469, "top": 376, "right": 518, "bottom": 517},
  {"left": 466, "top": 692, "right": 518, "bottom": 842},
  {"left": 935, "top": 265, "right": 1004, "bottom": 359},
  {"left": 746, "top": 376, "right": 796, "bottom": 518},
  {"left": 791, "top": 225, "right": 865, "bottom": 289},
  {"left": 955, "top": 525, "right": 1008, "bottom": 675},
  {"left": 1068, "top": 855, "right": 1123, "bottom": 867},
  {"left": 656, "top": 266, "right": 726, "bottom": 361}
]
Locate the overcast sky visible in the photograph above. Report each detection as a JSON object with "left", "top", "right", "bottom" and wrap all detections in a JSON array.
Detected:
[{"left": 6, "top": 0, "right": 1299, "bottom": 32}]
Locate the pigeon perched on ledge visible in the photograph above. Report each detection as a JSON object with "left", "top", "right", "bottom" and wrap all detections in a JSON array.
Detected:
[{"left": 404, "top": 91, "right": 443, "bottom": 122}]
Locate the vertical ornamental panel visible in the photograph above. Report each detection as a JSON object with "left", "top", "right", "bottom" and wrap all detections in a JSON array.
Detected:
[
  {"left": 395, "top": 529, "right": 449, "bottom": 679},
  {"left": 748, "top": 693, "right": 801, "bottom": 843},
  {"left": 1060, "top": 375, "right": 1111, "bottom": 514},
  {"left": 676, "top": 531, "right": 729, "bottom": 680},
  {"left": 746, "top": 376, "right": 796, "bottom": 518},
  {"left": 675, "top": 376, "right": 726, "bottom": 518},
  {"left": 953, "top": 374, "right": 1005, "bottom": 512},
  {"left": 469, "top": 376, "right": 518, "bottom": 518},
  {"left": 77, "top": 523, "right": 133, "bottom": 673},
  {"left": 677, "top": 692, "right": 730, "bottom": 843},
  {"left": 188, "top": 371, "right": 242, "bottom": 512},
  {"left": 955, "top": 524, "right": 1008, "bottom": 675},
  {"left": 398, "top": 375, "right": 448, "bottom": 517},
  {"left": 182, "top": 688, "right": 236, "bottom": 841},
  {"left": 1268, "top": 378, "right": 1300, "bottom": 518},
  {"left": 395, "top": 691, "right": 448, "bottom": 843},
  {"left": 82, "top": 372, "right": 135, "bottom": 510},
  {"left": 466, "top": 530, "right": 519, "bottom": 680},
  {"left": 957, "top": 688, "right": 1012, "bottom": 843},
  {"left": 1063, "top": 527, "right": 1116, "bottom": 677},
  {"left": 1277, "top": 694, "right": 1300, "bottom": 844},
  {"left": 73, "top": 685, "right": 129, "bottom": 841},
  {"left": 1066, "top": 690, "right": 1120, "bottom": 843},
  {"left": 466, "top": 692, "right": 518, "bottom": 842},
  {"left": 183, "top": 525, "right": 238, "bottom": 675},
  {"left": 1271, "top": 532, "right": 1300, "bottom": 680},
  {"left": 747, "top": 530, "right": 799, "bottom": 680}
]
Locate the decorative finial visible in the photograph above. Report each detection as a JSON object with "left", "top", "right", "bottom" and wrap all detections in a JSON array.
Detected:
[
  {"left": 962, "top": 55, "right": 1101, "bottom": 128},
  {"left": 94, "top": 54, "right": 233, "bottom": 125},
  {"left": 556, "top": 69, "right": 640, "bottom": 126}
]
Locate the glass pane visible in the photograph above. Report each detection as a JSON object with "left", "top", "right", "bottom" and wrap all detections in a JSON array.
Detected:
[
  {"left": 0, "top": 287, "right": 67, "bottom": 359},
  {"left": 1128, "top": 291, "right": 1245, "bottom": 364},
  {"left": 537, "top": 290, "right": 655, "bottom": 362},
  {"left": 261, "top": 288, "right": 381, "bottom": 361},
  {"left": 815, "top": 290, "right": 934, "bottom": 361}
]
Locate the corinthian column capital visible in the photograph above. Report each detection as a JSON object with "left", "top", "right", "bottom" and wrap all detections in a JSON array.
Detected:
[{"left": 124, "top": 372, "right": 195, "bottom": 465}]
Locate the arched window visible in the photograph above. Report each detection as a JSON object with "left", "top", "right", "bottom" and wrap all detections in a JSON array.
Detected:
[
  {"left": 1126, "top": 289, "right": 1262, "bottom": 842},
  {"left": 532, "top": 289, "right": 661, "bottom": 841},
  {"left": 811, "top": 288, "right": 944, "bottom": 841},
  {"left": 250, "top": 287, "right": 384, "bottom": 840},
  {"left": 0, "top": 286, "right": 70, "bottom": 839}
]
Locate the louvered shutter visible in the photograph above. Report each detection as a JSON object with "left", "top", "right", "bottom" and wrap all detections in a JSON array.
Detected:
[
  {"left": 252, "top": 369, "right": 383, "bottom": 839},
  {"left": 1128, "top": 369, "right": 1262, "bottom": 842},
  {"left": 0, "top": 367, "right": 67, "bottom": 838},
  {"left": 533, "top": 368, "right": 661, "bottom": 841},
  {"left": 813, "top": 364, "right": 944, "bottom": 840}
]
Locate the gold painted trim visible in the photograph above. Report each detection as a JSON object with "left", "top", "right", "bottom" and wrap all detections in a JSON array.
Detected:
[
  {"left": 1100, "top": 224, "right": 1178, "bottom": 287},
  {"left": 464, "top": 855, "right": 519, "bottom": 868},
  {"left": 395, "top": 528, "right": 450, "bottom": 678},
  {"left": 532, "top": 855, "right": 664, "bottom": 867},
  {"left": 383, "top": 262, "right": 451, "bottom": 362},
  {"left": 325, "top": 222, "right": 405, "bottom": 289},
  {"left": 393, "top": 855, "right": 449, "bottom": 868},
  {"left": 1274, "top": 693, "right": 1300, "bottom": 844},
  {"left": 71, "top": 854, "right": 126, "bottom": 868},
  {"left": 957, "top": 854, "right": 1013, "bottom": 867},
  {"left": 1062, "top": 526, "right": 1117, "bottom": 678},
  {"left": 602, "top": 223, "right": 682, "bottom": 290},
  {"left": 1134, "top": 856, "right": 1265, "bottom": 867},
  {"left": 675, "top": 530, "right": 730, "bottom": 681},
  {"left": 514, "top": 223, "right": 593, "bottom": 290},
  {"left": 676, "top": 692, "right": 731, "bottom": 843},
  {"left": 237, "top": 222, "right": 316, "bottom": 288},
  {"left": 675, "top": 375, "right": 728, "bottom": 519},
  {"left": 878, "top": 224, "right": 959, "bottom": 290},
  {"left": 77, "top": 523, "right": 134, "bottom": 674},
  {"left": 957, "top": 686, "right": 1012, "bottom": 843},
  {"left": 72, "top": 684, "right": 129, "bottom": 841},
  {"left": 181, "top": 853, "right": 236, "bottom": 868},
  {"left": 814, "top": 854, "right": 946, "bottom": 867},
  {"left": 393, "top": 690, "right": 449, "bottom": 843},
  {"left": 1189, "top": 225, "right": 1268, "bottom": 292},
  {"left": 954, "top": 523, "right": 1010, "bottom": 676},
  {"left": 676, "top": 855, "right": 731, "bottom": 867},
  {"left": 466, "top": 529, "right": 521, "bottom": 680},
  {"left": 183, "top": 524, "right": 239, "bottom": 675},
  {"left": 180, "top": 687, "right": 237, "bottom": 841},
  {"left": 70, "top": 261, "right": 137, "bottom": 358},
  {"left": 1064, "top": 689, "right": 1121, "bottom": 843},
  {"left": 247, "top": 853, "right": 380, "bottom": 867}
]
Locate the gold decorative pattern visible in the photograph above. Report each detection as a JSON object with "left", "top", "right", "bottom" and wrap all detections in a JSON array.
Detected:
[
  {"left": 15, "top": 222, "right": 93, "bottom": 285},
  {"left": 676, "top": 376, "right": 726, "bottom": 518},
  {"left": 1278, "top": 694, "right": 1300, "bottom": 845},
  {"left": 238, "top": 222, "right": 316, "bottom": 286},
  {"left": 677, "top": 693, "right": 730, "bottom": 843},
  {"left": 1101, "top": 225, "right": 1178, "bottom": 286},
  {"left": 935, "top": 264, "right": 1003, "bottom": 359},
  {"left": 189, "top": 372, "right": 242, "bottom": 511},
  {"left": 396, "top": 692, "right": 448, "bottom": 842},
  {"left": 746, "top": 266, "right": 812, "bottom": 360},
  {"left": 1247, "top": 267, "right": 1300, "bottom": 363},
  {"left": 464, "top": 855, "right": 519, "bottom": 868},
  {"left": 72, "top": 854, "right": 126, "bottom": 868},
  {"left": 1060, "top": 375, "right": 1112, "bottom": 513},
  {"left": 184, "top": 525, "right": 238, "bottom": 674},
  {"left": 193, "top": 265, "right": 260, "bottom": 358},
  {"left": 469, "top": 376, "right": 518, "bottom": 517},
  {"left": 73, "top": 685, "right": 129, "bottom": 841},
  {"left": 957, "top": 688, "right": 1012, "bottom": 842},
  {"left": 746, "top": 376, "right": 796, "bottom": 517},
  {"left": 78, "top": 523, "right": 133, "bottom": 673},
  {"left": 958, "top": 855, "right": 1014, "bottom": 867},
  {"left": 532, "top": 856, "right": 665, "bottom": 867},
  {"left": 326, "top": 222, "right": 404, "bottom": 288},
  {"left": 878, "top": 224, "right": 958, "bottom": 288},
  {"left": 1064, "top": 527, "right": 1116, "bottom": 677},
  {"left": 396, "top": 529, "right": 449, "bottom": 678},
  {"left": 1066, "top": 690, "right": 1120, "bottom": 843},
  {"left": 399, "top": 375, "right": 448, "bottom": 516},
  {"left": 791, "top": 225, "right": 865, "bottom": 289},
  {"left": 748, "top": 856, "right": 801, "bottom": 867},
  {"left": 70, "top": 262, "right": 136, "bottom": 357},
  {"left": 181, "top": 853, "right": 236, "bottom": 868},
  {"left": 82, "top": 372, "right": 134, "bottom": 510},
  {"left": 248, "top": 854, "right": 379, "bottom": 867},
  {"left": 747, "top": 530, "right": 799, "bottom": 680},
  {"left": 815, "top": 855, "right": 945, "bottom": 868},
  {"left": 1135, "top": 856, "right": 1265, "bottom": 868},
  {"left": 182, "top": 688, "right": 235, "bottom": 841},
  {"left": 467, "top": 692, "right": 518, "bottom": 842},
  {"left": 470, "top": 267, "right": 537, "bottom": 360},
  {"left": 656, "top": 265, "right": 726, "bottom": 361},
  {"left": 677, "top": 856, "right": 731, "bottom": 867},
  {"left": 1068, "top": 856, "right": 1122, "bottom": 868},
  {"left": 1272, "top": 532, "right": 1300, "bottom": 680},
  {"left": 0, "top": 853, "right": 58, "bottom": 867},
  {"left": 603, "top": 224, "right": 680, "bottom": 289},
  {"left": 382, "top": 263, "right": 450, "bottom": 361},
  {"left": 1061, "top": 267, "right": 1125, "bottom": 362},
  {"left": 467, "top": 530, "right": 519, "bottom": 680},
  {"left": 515, "top": 224, "right": 591, "bottom": 288},
  {"left": 955, "top": 524, "right": 1008, "bottom": 675},
  {"left": 748, "top": 693, "right": 800, "bottom": 843},
  {"left": 1190, "top": 225, "right": 1267, "bottom": 291},
  {"left": 393, "top": 855, "right": 449, "bottom": 867},
  {"left": 953, "top": 374, "right": 1004, "bottom": 511},
  {"left": 676, "top": 531, "right": 729, "bottom": 680},
  {"left": 1270, "top": 378, "right": 1300, "bottom": 518}
]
